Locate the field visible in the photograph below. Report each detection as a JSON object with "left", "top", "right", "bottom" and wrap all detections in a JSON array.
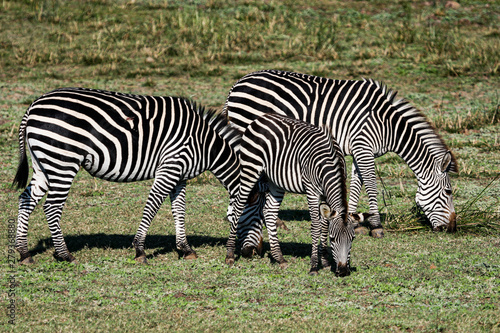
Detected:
[{"left": 1, "top": 0, "right": 499, "bottom": 332}]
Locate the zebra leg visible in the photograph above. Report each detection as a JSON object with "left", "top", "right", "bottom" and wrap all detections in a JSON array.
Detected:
[
  {"left": 224, "top": 197, "right": 237, "bottom": 264},
  {"left": 16, "top": 175, "right": 48, "bottom": 264},
  {"left": 170, "top": 182, "right": 197, "bottom": 259},
  {"left": 319, "top": 216, "right": 331, "bottom": 270},
  {"left": 352, "top": 152, "right": 383, "bottom": 238},
  {"left": 349, "top": 162, "right": 369, "bottom": 236},
  {"left": 306, "top": 195, "right": 322, "bottom": 275},
  {"left": 42, "top": 165, "right": 79, "bottom": 263},
  {"left": 133, "top": 171, "right": 179, "bottom": 264},
  {"left": 348, "top": 161, "right": 362, "bottom": 224},
  {"left": 263, "top": 186, "right": 286, "bottom": 268},
  {"left": 225, "top": 206, "right": 239, "bottom": 266},
  {"left": 43, "top": 198, "right": 76, "bottom": 263}
]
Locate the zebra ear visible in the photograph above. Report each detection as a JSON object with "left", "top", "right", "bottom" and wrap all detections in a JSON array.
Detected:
[
  {"left": 320, "top": 203, "right": 338, "bottom": 219},
  {"left": 441, "top": 151, "right": 454, "bottom": 173}
]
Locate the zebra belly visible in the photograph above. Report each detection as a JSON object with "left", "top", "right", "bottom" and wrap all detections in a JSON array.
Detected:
[
  {"left": 81, "top": 153, "right": 156, "bottom": 182},
  {"left": 263, "top": 162, "right": 306, "bottom": 195}
]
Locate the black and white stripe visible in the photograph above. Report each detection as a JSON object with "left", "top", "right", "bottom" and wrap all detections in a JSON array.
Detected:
[
  {"left": 224, "top": 70, "right": 457, "bottom": 249},
  {"left": 12, "top": 88, "right": 262, "bottom": 263},
  {"left": 226, "top": 113, "right": 355, "bottom": 276}
]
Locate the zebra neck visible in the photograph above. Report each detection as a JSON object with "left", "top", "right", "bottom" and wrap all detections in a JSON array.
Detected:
[
  {"left": 390, "top": 127, "right": 448, "bottom": 182},
  {"left": 377, "top": 96, "right": 452, "bottom": 182},
  {"left": 207, "top": 140, "right": 240, "bottom": 197},
  {"left": 323, "top": 176, "right": 348, "bottom": 213}
]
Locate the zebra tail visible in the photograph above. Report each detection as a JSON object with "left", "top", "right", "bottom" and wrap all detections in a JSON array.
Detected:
[{"left": 12, "top": 113, "right": 29, "bottom": 189}]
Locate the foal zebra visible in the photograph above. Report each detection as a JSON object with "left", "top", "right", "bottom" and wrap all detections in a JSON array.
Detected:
[
  {"left": 225, "top": 70, "right": 457, "bottom": 249},
  {"left": 226, "top": 113, "right": 356, "bottom": 276},
  {"left": 12, "top": 88, "right": 262, "bottom": 264}
]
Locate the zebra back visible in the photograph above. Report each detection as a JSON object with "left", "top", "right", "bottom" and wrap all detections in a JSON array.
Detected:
[
  {"left": 16, "top": 88, "right": 242, "bottom": 185},
  {"left": 226, "top": 69, "right": 458, "bottom": 173}
]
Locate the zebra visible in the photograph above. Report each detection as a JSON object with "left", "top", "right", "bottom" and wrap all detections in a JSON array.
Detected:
[
  {"left": 12, "top": 87, "right": 263, "bottom": 264},
  {"left": 224, "top": 70, "right": 458, "bottom": 252},
  {"left": 225, "top": 113, "right": 357, "bottom": 276}
]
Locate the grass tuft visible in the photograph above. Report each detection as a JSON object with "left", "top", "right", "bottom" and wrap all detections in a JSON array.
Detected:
[{"left": 432, "top": 101, "right": 500, "bottom": 134}]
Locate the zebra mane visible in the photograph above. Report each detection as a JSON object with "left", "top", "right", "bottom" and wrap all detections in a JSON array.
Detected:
[
  {"left": 362, "top": 78, "right": 401, "bottom": 105},
  {"left": 362, "top": 78, "right": 458, "bottom": 173},
  {"left": 192, "top": 101, "right": 242, "bottom": 150},
  {"left": 320, "top": 125, "right": 348, "bottom": 212}
]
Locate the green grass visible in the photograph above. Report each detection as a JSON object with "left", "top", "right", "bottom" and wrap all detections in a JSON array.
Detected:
[
  {"left": 1, "top": 0, "right": 499, "bottom": 331},
  {"left": 1, "top": 178, "right": 499, "bottom": 332}
]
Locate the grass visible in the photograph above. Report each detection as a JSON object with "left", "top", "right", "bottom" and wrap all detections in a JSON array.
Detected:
[
  {"left": 1, "top": 0, "right": 499, "bottom": 332},
  {"left": 1, "top": 0, "right": 498, "bottom": 83},
  {"left": 1, "top": 177, "right": 499, "bottom": 332},
  {"left": 430, "top": 96, "right": 499, "bottom": 134}
]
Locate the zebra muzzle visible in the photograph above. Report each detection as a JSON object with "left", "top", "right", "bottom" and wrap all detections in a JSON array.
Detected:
[
  {"left": 432, "top": 212, "right": 457, "bottom": 233},
  {"left": 447, "top": 212, "right": 457, "bottom": 233},
  {"left": 335, "top": 262, "right": 351, "bottom": 277}
]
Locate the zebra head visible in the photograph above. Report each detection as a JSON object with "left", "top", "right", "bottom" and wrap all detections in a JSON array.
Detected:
[
  {"left": 415, "top": 151, "right": 457, "bottom": 232},
  {"left": 320, "top": 203, "right": 355, "bottom": 277},
  {"left": 231, "top": 181, "right": 268, "bottom": 258}
]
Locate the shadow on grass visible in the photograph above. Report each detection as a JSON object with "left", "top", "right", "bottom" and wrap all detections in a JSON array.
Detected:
[
  {"left": 30, "top": 233, "right": 314, "bottom": 260},
  {"left": 278, "top": 209, "right": 310, "bottom": 222}
]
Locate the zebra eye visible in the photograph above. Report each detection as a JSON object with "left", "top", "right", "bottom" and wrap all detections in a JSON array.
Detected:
[{"left": 445, "top": 189, "right": 452, "bottom": 195}]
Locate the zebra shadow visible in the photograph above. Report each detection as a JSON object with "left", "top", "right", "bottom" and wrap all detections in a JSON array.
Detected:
[
  {"left": 30, "top": 233, "right": 228, "bottom": 260},
  {"left": 30, "top": 232, "right": 317, "bottom": 261},
  {"left": 30, "top": 233, "right": 357, "bottom": 273},
  {"left": 258, "top": 241, "right": 358, "bottom": 273},
  {"left": 278, "top": 209, "right": 310, "bottom": 222}
]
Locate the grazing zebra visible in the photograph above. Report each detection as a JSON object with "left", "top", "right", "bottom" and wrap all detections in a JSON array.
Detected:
[
  {"left": 224, "top": 70, "right": 458, "bottom": 250},
  {"left": 12, "top": 88, "right": 263, "bottom": 264},
  {"left": 226, "top": 113, "right": 356, "bottom": 276}
]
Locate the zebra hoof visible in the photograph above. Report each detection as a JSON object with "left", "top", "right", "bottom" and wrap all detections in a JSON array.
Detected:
[
  {"left": 370, "top": 228, "right": 385, "bottom": 238},
  {"left": 135, "top": 256, "right": 148, "bottom": 264},
  {"left": 183, "top": 251, "right": 198, "bottom": 260},
  {"left": 20, "top": 256, "right": 34, "bottom": 265},
  {"left": 225, "top": 256, "right": 235, "bottom": 266},
  {"left": 53, "top": 252, "right": 78, "bottom": 264},
  {"left": 354, "top": 226, "right": 369, "bottom": 236},
  {"left": 321, "top": 257, "right": 331, "bottom": 270},
  {"left": 278, "top": 260, "right": 288, "bottom": 269},
  {"left": 67, "top": 254, "right": 78, "bottom": 264},
  {"left": 309, "top": 269, "right": 319, "bottom": 276}
]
